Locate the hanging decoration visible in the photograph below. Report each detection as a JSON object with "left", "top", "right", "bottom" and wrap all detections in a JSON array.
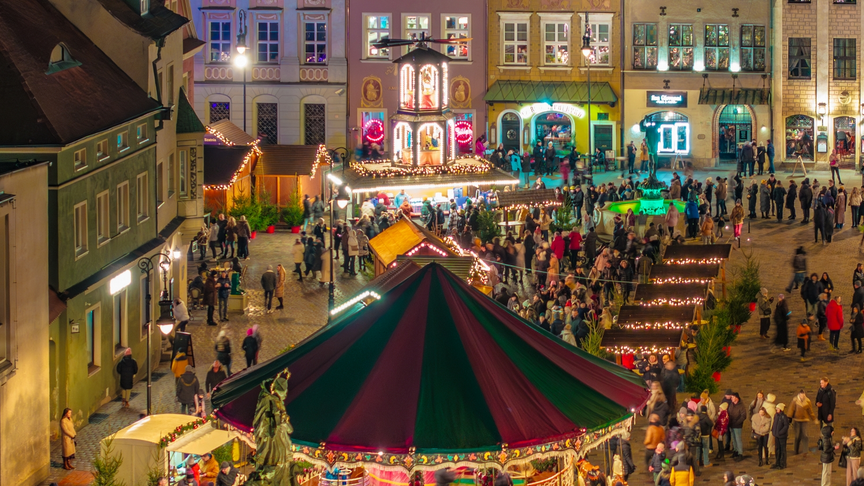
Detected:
[
  {"left": 157, "top": 416, "right": 215, "bottom": 449},
  {"left": 364, "top": 119, "right": 385, "bottom": 144},
  {"left": 310, "top": 144, "right": 333, "bottom": 180},
  {"left": 350, "top": 155, "right": 492, "bottom": 178},
  {"left": 454, "top": 121, "right": 474, "bottom": 145}
]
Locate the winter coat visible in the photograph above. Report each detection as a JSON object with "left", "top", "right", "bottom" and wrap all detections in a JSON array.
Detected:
[
  {"left": 617, "top": 437, "right": 636, "bottom": 475},
  {"left": 819, "top": 426, "right": 836, "bottom": 464},
  {"left": 728, "top": 400, "right": 747, "bottom": 428},
  {"left": 773, "top": 185, "right": 787, "bottom": 204},
  {"left": 203, "top": 278, "right": 217, "bottom": 307},
  {"left": 670, "top": 180, "right": 681, "bottom": 200},
  {"left": 293, "top": 243, "right": 305, "bottom": 264},
  {"left": 751, "top": 413, "right": 771, "bottom": 436},
  {"left": 786, "top": 184, "right": 797, "bottom": 209},
  {"left": 311, "top": 199, "right": 326, "bottom": 219},
  {"left": 853, "top": 312, "right": 864, "bottom": 339},
  {"left": 700, "top": 217, "right": 714, "bottom": 237},
  {"left": 730, "top": 205, "right": 745, "bottom": 225},
  {"left": 836, "top": 192, "right": 847, "bottom": 224},
  {"left": 685, "top": 201, "right": 699, "bottom": 220},
  {"left": 215, "top": 337, "right": 232, "bottom": 367},
  {"left": 116, "top": 355, "right": 138, "bottom": 390},
  {"left": 715, "top": 181, "right": 727, "bottom": 201},
  {"left": 826, "top": 300, "right": 844, "bottom": 331},
  {"left": 847, "top": 436, "right": 863, "bottom": 458},
  {"left": 176, "top": 370, "right": 201, "bottom": 406},
  {"left": 799, "top": 183, "right": 813, "bottom": 209},
  {"left": 760, "top": 184, "right": 771, "bottom": 212},
  {"left": 787, "top": 396, "right": 817, "bottom": 422},
  {"left": 772, "top": 411, "right": 791, "bottom": 439},
  {"left": 816, "top": 384, "right": 837, "bottom": 423},
  {"left": 319, "top": 248, "right": 332, "bottom": 283},
  {"left": 61, "top": 416, "right": 76, "bottom": 458},
  {"left": 665, "top": 206, "right": 680, "bottom": 228},
  {"left": 236, "top": 220, "right": 251, "bottom": 239},
  {"left": 801, "top": 279, "right": 823, "bottom": 304},
  {"left": 669, "top": 466, "right": 693, "bottom": 486},
  {"left": 242, "top": 335, "right": 258, "bottom": 359},
  {"left": 205, "top": 367, "right": 227, "bottom": 393},
  {"left": 274, "top": 266, "right": 286, "bottom": 298}
]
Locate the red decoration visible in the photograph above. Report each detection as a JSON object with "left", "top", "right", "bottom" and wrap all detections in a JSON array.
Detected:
[
  {"left": 455, "top": 120, "right": 473, "bottom": 145},
  {"left": 363, "top": 119, "right": 384, "bottom": 144},
  {"left": 712, "top": 372, "right": 721, "bottom": 382},
  {"left": 749, "top": 302, "right": 756, "bottom": 312}
]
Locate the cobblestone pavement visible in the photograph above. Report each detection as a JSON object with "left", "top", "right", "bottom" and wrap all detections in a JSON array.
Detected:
[{"left": 43, "top": 166, "right": 864, "bottom": 485}]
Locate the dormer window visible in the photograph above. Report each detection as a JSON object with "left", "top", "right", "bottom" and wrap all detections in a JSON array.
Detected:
[
  {"left": 140, "top": 0, "right": 149, "bottom": 15},
  {"left": 46, "top": 43, "right": 81, "bottom": 75}
]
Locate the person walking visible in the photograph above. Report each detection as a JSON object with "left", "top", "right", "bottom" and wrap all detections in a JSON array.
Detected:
[
  {"left": 757, "top": 288, "right": 774, "bottom": 338},
  {"left": 176, "top": 364, "right": 200, "bottom": 415},
  {"left": 802, "top": 273, "right": 823, "bottom": 316},
  {"left": 819, "top": 425, "right": 836, "bottom": 486},
  {"left": 217, "top": 270, "right": 230, "bottom": 322},
  {"left": 60, "top": 408, "right": 77, "bottom": 470},
  {"left": 261, "top": 265, "right": 277, "bottom": 313},
  {"left": 774, "top": 294, "right": 791, "bottom": 351},
  {"left": 767, "top": 139, "right": 776, "bottom": 173},
  {"left": 292, "top": 239, "right": 305, "bottom": 281},
  {"left": 752, "top": 407, "right": 771, "bottom": 466},
  {"left": 242, "top": 328, "right": 258, "bottom": 368},
  {"left": 772, "top": 403, "right": 791, "bottom": 469},
  {"left": 215, "top": 330, "right": 232, "bottom": 376},
  {"left": 173, "top": 298, "right": 190, "bottom": 333},
  {"left": 787, "top": 390, "right": 817, "bottom": 455},
  {"left": 731, "top": 200, "right": 745, "bottom": 240},
  {"left": 786, "top": 247, "right": 807, "bottom": 293},
  {"left": 115, "top": 348, "right": 138, "bottom": 408},
  {"left": 817, "top": 377, "right": 837, "bottom": 426},
  {"left": 205, "top": 361, "right": 227, "bottom": 401},
  {"left": 208, "top": 221, "right": 220, "bottom": 259},
  {"left": 827, "top": 296, "right": 845, "bottom": 351},
  {"left": 274, "top": 263, "right": 286, "bottom": 310},
  {"left": 203, "top": 271, "right": 218, "bottom": 326}
]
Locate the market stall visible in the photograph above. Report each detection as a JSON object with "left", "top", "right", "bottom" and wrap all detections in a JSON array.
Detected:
[
  {"left": 496, "top": 189, "right": 561, "bottom": 234},
  {"left": 616, "top": 305, "right": 697, "bottom": 330},
  {"left": 632, "top": 282, "right": 709, "bottom": 306},
  {"left": 599, "top": 329, "right": 685, "bottom": 356},
  {"left": 648, "top": 264, "right": 720, "bottom": 284},
  {"left": 212, "top": 263, "right": 648, "bottom": 479},
  {"left": 662, "top": 244, "right": 732, "bottom": 264}
]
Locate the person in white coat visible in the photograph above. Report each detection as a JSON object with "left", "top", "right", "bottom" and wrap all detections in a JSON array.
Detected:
[
  {"left": 173, "top": 298, "right": 190, "bottom": 332},
  {"left": 292, "top": 239, "right": 305, "bottom": 281}
]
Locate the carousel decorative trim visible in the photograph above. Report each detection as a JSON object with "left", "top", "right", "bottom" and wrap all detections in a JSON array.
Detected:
[{"left": 350, "top": 155, "right": 493, "bottom": 178}]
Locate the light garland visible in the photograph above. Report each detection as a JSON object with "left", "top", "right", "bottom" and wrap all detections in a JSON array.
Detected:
[
  {"left": 331, "top": 290, "right": 382, "bottom": 315},
  {"left": 350, "top": 179, "right": 517, "bottom": 194},
  {"left": 665, "top": 258, "right": 725, "bottom": 265},
  {"left": 310, "top": 144, "right": 333, "bottom": 181},
  {"left": 469, "top": 258, "right": 490, "bottom": 285},
  {"left": 157, "top": 416, "right": 215, "bottom": 448},
  {"left": 651, "top": 277, "right": 712, "bottom": 284},
  {"left": 405, "top": 242, "right": 449, "bottom": 257},
  {"left": 364, "top": 119, "right": 385, "bottom": 144},
  {"left": 350, "top": 154, "right": 493, "bottom": 178},
  {"left": 202, "top": 144, "right": 261, "bottom": 191},
  {"left": 205, "top": 126, "right": 260, "bottom": 147},
  {"left": 641, "top": 298, "right": 704, "bottom": 307},
  {"left": 605, "top": 345, "right": 677, "bottom": 355},
  {"left": 499, "top": 200, "right": 563, "bottom": 210},
  {"left": 619, "top": 321, "right": 688, "bottom": 330}
]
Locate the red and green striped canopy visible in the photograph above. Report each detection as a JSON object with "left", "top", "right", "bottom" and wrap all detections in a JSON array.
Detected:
[{"left": 212, "top": 263, "right": 647, "bottom": 456}]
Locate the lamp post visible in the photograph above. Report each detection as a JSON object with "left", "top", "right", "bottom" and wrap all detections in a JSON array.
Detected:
[
  {"left": 234, "top": 10, "right": 248, "bottom": 133},
  {"left": 138, "top": 252, "right": 175, "bottom": 416},
  {"left": 326, "top": 173, "right": 350, "bottom": 321},
  {"left": 581, "top": 15, "right": 593, "bottom": 168}
]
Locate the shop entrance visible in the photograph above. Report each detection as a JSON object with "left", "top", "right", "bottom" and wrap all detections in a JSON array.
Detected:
[
  {"left": 717, "top": 105, "right": 752, "bottom": 160},
  {"left": 533, "top": 112, "right": 572, "bottom": 150},
  {"left": 501, "top": 112, "right": 521, "bottom": 154}
]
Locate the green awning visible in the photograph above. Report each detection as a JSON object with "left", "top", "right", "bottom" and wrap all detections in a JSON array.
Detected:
[
  {"left": 698, "top": 88, "right": 771, "bottom": 105},
  {"left": 484, "top": 80, "right": 618, "bottom": 105}
]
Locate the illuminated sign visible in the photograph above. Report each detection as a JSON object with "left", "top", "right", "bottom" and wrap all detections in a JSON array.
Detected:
[
  {"left": 519, "top": 102, "right": 586, "bottom": 119},
  {"left": 110, "top": 270, "right": 132, "bottom": 295},
  {"left": 647, "top": 91, "right": 688, "bottom": 108}
]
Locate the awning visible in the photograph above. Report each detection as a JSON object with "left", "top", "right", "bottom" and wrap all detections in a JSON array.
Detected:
[
  {"left": 368, "top": 219, "right": 459, "bottom": 268},
  {"left": 203, "top": 146, "right": 251, "bottom": 186},
  {"left": 342, "top": 166, "right": 518, "bottom": 193},
  {"left": 165, "top": 424, "right": 238, "bottom": 455},
  {"left": 698, "top": 88, "right": 770, "bottom": 105},
  {"left": 662, "top": 244, "right": 732, "bottom": 263},
  {"left": 497, "top": 189, "right": 561, "bottom": 209},
  {"left": 257, "top": 145, "right": 319, "bottom": 176},
  {"left": 484, "top": 80, "right": 618, "bottom": 105}
]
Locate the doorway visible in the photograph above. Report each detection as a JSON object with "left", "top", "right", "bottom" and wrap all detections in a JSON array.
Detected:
[
  {"left": 718, "top": 105, "right": 752, "bottom": 160},
  {"left": 500, "top": 112, "right": 521, "bottom": 154}
]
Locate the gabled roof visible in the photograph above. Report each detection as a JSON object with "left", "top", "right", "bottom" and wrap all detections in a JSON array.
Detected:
[
  {"left": 203, "top": 145, "right": 251, "bottom": 186},
  {"left": 0, "top": 0, "right": 161, "bottom": 146},
  {"left": 257, "top": 145, "right": 319, "bottom": 176},
  {"left": 206, "top": 119, "right": 258, "bottom": 146},
  {"left": 484, "top": 80, "right": 618, "bottom": 105},
  {"left": 96, "top": 0, "right": 189, "bottom": 40},
  {"left": 176, "top": 88, "right": 205, "bottom": 134},
  {"left": 392, "top": 45, "right": 452, "bottom": 65},
  {"left": 368, "top": 218, "right": 459, "bottom": 267}
]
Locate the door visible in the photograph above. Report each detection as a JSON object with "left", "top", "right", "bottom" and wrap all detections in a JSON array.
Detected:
[
  {"left": 593, "top": 124, "right": 614, "bottom": 153},
  {"left": 718, "top": 105, "right": 752, "bottom": 160},
  {"left": 501, "top": 113, "right": 521, "bottom": 154}
]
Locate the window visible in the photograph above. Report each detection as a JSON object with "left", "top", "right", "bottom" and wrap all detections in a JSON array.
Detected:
[
  {"left": 209, "top": 21, "right": 232, "bottom": 62},
  {"left": 166, "top": 64, "right": 174, "bottom": 105},
  {"left": 443, "top": 16, "right": 469, "bottom": 59},
  {"left": 140, "top": 0, "right": 149, "bottom": 14},
  {"left": 96, "top": 191, "right": 109, "bottom": 246},
  {"left": 209, "top": 102, "right": 230, "bottom": 123},
  {"left": 179, "top": 151, "right": 188, "bottom": 197},
  {"left": 113, "top": 291, "right": 125, "bottom": 352},
  {"left": 404, "top": 15, "right": 430, "bottom": 42},
  {"left": 168, "top": 152, "right": 175, "bottom": 198},
  {"left": 96, "top": 140, "right": 108, "bottom": 160},
  {"left": 117, "top": 182, "right": 129, "bottom": 231},
  {"left": 587, "top": 21, "right": 610, "bottom": 65},
  {"left": 364, "top": 15, "right": 390, "bottom": 59},
  {"left": 257, "top": 21, "right": 279, "bottom": 63},
  {"left": 835, "top": 0, "right": 856, "bottom": 3},
  {"left": 74, "top": 201, "right": 87, "bottom": 258},
  {"left": 257, "top": 103, "right": 278, "bottom": 144},
  {"left": 740, "top": 25, "right": 766, "bottom": 71},
  {"left": 362, "top": 111, "right": 386, "bottom": 146},
  {"left": 304, "top": 21, "right": 327, "bottom": 64},
  {"left": 117, "top": 131, "right": 129, "bottom": 151},
  {"left": 304, "top": 104, "right": 326, "bottom": 145},
  {"left": 834, "top": 38, "right": 856, "bottom": 80},
  {"left": 503, "top": 22, "right": 529, "bottom": 64},
  {"left": 136, "top": 173, "right": 149, "bottom": 223},
  {"left": 789, "top": 38, "right": 812, "bottom": 79},
  {"left": 156, "top": 161, "right": 164, "bottom": 206},
  {"left": 633, "top": 23, "right": 658, "bottom": 69},
  {"left": 74, "top": 148, "right": 87, "bottom": 171},
  {"left": 705, "top": 24, "right": 730, "bottom": 71},
  {"left": 668, "top": 24, "right": 693, "bottom": 70},
  {"left": 136, "top": 124, "right": 147, "bottom": 142},
  {"left": 543, "top": 22, "right": 569, "bottom": 65},
  {"left": 786, "top": 114, "right": 815, "bottom": 160},
  {"left": 86, "top": 308, "right": 96, "bottom": 369}
]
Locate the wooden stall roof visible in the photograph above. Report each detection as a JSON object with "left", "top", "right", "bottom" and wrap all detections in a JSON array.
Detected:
[
  {"left": 633, "top": 283, "right": 709, "bottom": 302},
  {"left": 497, "top": 189, "right": 561, "bottom": 209},
  {"left": 617, "top": 305, "right": 697, "bottom": 327},
  {"left": 257, "top": 145, "right": 319, "bottom": 176},
  {"left": 207, "top": 119, "right": 258, "bottom": 146},
  {"left": 649, "top": 264, "right": 721, "bottom": 282},
  {"left": 368, "top": 218, "right": 458, "bottom": 267},
  {"left": 395, "top": 255, "right": 473, "bottom": 280},
  {"left": 600, "top": 329, "right": 684, "bottom": 348},
  {"left": 662, "top": 244, "right": 732, "bottom": 262},
  {"left": 203, "top": 145, "right": 251, "bottom": 185}
]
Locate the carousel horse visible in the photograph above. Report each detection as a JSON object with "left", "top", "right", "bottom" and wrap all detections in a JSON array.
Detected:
[{"left": 575, "top": 460, "right": 606, "bottom": 486}]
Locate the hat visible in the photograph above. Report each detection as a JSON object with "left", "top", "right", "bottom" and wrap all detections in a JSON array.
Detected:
[
  {"left": 688, "top": 401, "right": 699, "bottom": 412},
  {"left": 187, "top": 470, "right": 195, "bottom": 478},
  {"left": 221, "top": 461, "right": 231, "bottom": 470},
  {"left": 700, "top": 390, "right": 709, "bottom": 400},
  {"left": 776, "top": 403, "right": 786, "bottom": 411},
  {"left": 766, "top": 393, "right": 776, "bottom": 403},
  {"left": 661, "top": 460, "right": 671, "bottom": 472},
  {"left": 185, "top": 365, "right": 194, "bottom": 373},
  {"left": 719, "top": 402, "right": 729, "bottom": 411},
  {"left": 724, "top": 389, "right": 734, "bottom": 396},
  {"left": 247, "top": 328, "right": 253, "bottom": 336}
]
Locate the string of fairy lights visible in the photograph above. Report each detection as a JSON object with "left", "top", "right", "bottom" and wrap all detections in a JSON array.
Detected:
[
  {"left": 349, "top": 154, "right": 493, "bottom": 178},
  {"left": 202, "top": 143, "right": 262, "bottom": 191},
  {"left": 619, "top": 321, "right": 689, "bottom": 330},
  {"left": 605, "top": 345, "right": 678, "bottom": 355},
  {"left": 650, "top": 277, "right": 713, "bottom": 284},
  {"left": 310, "top": 144, "right": 332, "bottom": 181},
  {"left": 664, "top": 258, "right": 725, "bottom": 265}
]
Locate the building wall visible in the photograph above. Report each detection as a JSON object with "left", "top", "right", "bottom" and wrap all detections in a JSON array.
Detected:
[
  {"left": 0, "top": 164, "right": 50, "bottom": 486},
  {"left": 347, "top": 0, "right": 487, "bottom": 154}
]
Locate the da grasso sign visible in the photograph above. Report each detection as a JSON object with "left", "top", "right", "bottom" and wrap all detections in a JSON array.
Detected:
[{"left": 647, "top": 91, "right": 687, "bottom": 108}]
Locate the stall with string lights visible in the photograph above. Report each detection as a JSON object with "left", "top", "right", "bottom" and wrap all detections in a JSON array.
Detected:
[
  {"left": 203, "top": 120, "right": 261, "bottom": 212},
  {"left": 599, "top": 329, "right": 684, "bottom": 357},
  {"left": 661, "top": 244, "right": 731, "bottom": 297},
  {"left": 497, "top": 189, "right": 562, "bottom": 233},
  {"left": 649, "top": 264, "right": 720, "bottom": 284},
  {"left": 616, "top": 305, "right": 698, "bottom": 330},
  {"left": 632, "top": 283, "right": 709, "bottom": 307},
  {"left": 254, "top": 144, "right": 327, "bottom": 205}
]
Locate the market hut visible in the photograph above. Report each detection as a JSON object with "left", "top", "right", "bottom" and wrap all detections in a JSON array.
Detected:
[
  {"left": 203, "top": 119, "right": 260, "bottom": 212},
  {"left": 599, "top": 329, "right": 685, "bottom": 357},
  {"left": 497, "top": 189, "right": 562, "bottom": 233},
  {"left": 616, "top": 305, "right": 698, "bottom": 330},
  {"left": 212, "top": 263, "right": 648, "bottom": 476},
  {"left": 255, "top": 144, "right": 323, "bottom": 205},
  {"left": 632, "top": 282, "right": 709, "bottom": 307},
  {"left": 649, "top": 264, "right": 720, "bottom": 284},
  {"left": 367, "top": 218, "right": 460, "bottom": 276},
  {"left": 661, "top": 244, "right": 732, "bottom": 296}
]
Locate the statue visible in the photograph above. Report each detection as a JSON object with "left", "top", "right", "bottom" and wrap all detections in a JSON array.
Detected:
[{"left": 246, "top": 370, "right": 300, "bottom": 486}]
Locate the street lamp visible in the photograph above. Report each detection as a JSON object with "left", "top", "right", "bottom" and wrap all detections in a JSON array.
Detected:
[
  {"left": 138, "top": 252, "right": 175, "bottom": 416},
  {"left": 327, "top": 173, "right": 351, "bottom": 321},
  {"left": 234, "top": 10, "right": 248, "bottom": 132},
  {"left": 581, "top": 15, "right": 594, "bottom": 169}
]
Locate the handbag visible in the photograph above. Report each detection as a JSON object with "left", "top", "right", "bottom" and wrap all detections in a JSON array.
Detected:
[
  {"left": 839, "top": 446, "right": 849, "bottom": 468},
  {"left": 711, "top": 429, "right": 720, "bottom": 439}
]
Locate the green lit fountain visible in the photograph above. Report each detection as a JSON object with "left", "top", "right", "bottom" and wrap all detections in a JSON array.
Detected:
[{"left": 605, "top": 167, "right": 684, "bottom": 215}]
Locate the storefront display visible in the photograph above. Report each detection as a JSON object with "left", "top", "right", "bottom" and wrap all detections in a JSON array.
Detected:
[
  {"left": 717, "top": 105, "right": 752, "bottom": 160},
  {"left": 534, "top": 112, "right": 572, "bottom": 148},
  {"left": 834, "top": 116, "right": 855, "bottom": 156},
  {"left": 785, "top": 114, "right": 814, "bottom": 160},
  {"left": 644, "top": 111, "right": 689, "bottom": 155}
]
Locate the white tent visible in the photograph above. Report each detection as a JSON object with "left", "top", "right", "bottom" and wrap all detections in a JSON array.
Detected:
[{"left": 104, "top": 414, "right": 238, "bottom": 485}]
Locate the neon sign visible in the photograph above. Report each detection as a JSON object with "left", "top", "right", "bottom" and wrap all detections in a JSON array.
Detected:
[
  {"left": 454, "top": 121, "right": 473, "bottom": 144},
  {"left": 647, "top": 91, "right": 688, "bottom": 108},
  {"left": 363, "top": 118, "right": 384, "bottom": 144},
  {"left": 519, "top": 102, "right": 586, "bottom": 119}
]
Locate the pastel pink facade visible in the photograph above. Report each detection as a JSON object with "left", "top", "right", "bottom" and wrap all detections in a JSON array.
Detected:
[{"left": 348, "top": 2, "right": 487, "bottom": 156}]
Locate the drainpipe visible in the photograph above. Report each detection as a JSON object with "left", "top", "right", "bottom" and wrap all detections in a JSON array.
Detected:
[
  {"left": 345, "top": 0, "right": 350, "bottom": 166},
  {"left": 619, "top": 0, "right": 625, "bottom": 157},
  {"left": 768, "top": 1, "right": 775, "bottom": 145}
]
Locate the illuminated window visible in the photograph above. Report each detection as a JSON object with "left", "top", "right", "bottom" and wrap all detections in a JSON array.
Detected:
[
  {"left": 362, "top": 111, "right": 385, "bottom": 146},
  {"left": 418, "top": 65, "right": 439, "bottom": 110},
  {"left": 404, "top": 15, "right": 430, "bottom": 42},
  {"left": 443, "top": 15, "right": 469, "bottom": 59},
  {"left": 400, "top": 64, "right": 415, "bottom": 110},
  {"left": 834, "top": 38, "right": 856, "bottom": 80},
  {"left": 632, "top": 23, "right": 658, "bottom": 69},
  {"left": 502, "top": 21, "right": 529, "bottom": 64},
  {"left": 257, "top": 21, "right": 279, "bottom": 63},
  {"left": 740, "top": 25, "right": 766, "bottom": 71},
  {"left": 364, "top": 15, "right": 390, "bottom": 59},
  {"left": 668, "top": 24, "right": 693, "bottom": 70},
  {"left": 117, "top": 132, "right": 129, "bottom": 151},
  {"left": 789, "top": 38, "right": 811, "bottom": 79},
  {"left": 543, "top": 22, "right": 569, "bottom": 65},
  {"left": 704, "top": 24, "right": 729, "bottom": 71},
  {"left": 304, "top": 21, "right": 327, "bottom": 64},
  {"left": 587, "top": 21, "right": 610, "bottom": 65},
  {"left": 209, "top": 21, "right": 232, "bottom": 62}
]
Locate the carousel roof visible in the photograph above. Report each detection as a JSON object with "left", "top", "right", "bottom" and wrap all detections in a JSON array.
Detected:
[{"left": 211, "top": 263, "right": 647, "bottom": 457}]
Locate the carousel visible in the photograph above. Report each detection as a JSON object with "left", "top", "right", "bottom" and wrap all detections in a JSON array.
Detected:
[{"left": 211, "top": 263, "right": 648, "bottom": 486}]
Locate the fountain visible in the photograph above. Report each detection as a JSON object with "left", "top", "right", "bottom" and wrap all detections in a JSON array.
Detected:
[{"left": 604, "top": 168, "right": 684, "bottom": 216}]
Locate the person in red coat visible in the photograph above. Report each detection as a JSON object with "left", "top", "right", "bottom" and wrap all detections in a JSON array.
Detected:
[
  {"left": 826, "top": 295, "right": 845, "bottom": 351},
  {"left": 568, "top": 228, "right": 583, "bottom": 270},
  {"left": 550, "top": 232, "right": 566, "bottom": 262}
]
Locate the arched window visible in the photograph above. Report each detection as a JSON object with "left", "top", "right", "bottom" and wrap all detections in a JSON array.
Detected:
[
  {"left": 785, "top": 115, "right": 814, "bottom": 160},
  {"left": 418, "top": 123, "right": 444, "bottom": 165},
  {"left": 419, "top": 65, "right": 439, "bottom": 110},
  {"left": 400, "top": 65, "right": 415, "bottom": 110},
  {"left": 717, "top": 105, "right": 752, "bottom": 160},
  {"left": 393, "top": 122, "right": 413, "bottom": 165},
  {"left": 46, "top": 43, "right": 81, "bottom": 74}
]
